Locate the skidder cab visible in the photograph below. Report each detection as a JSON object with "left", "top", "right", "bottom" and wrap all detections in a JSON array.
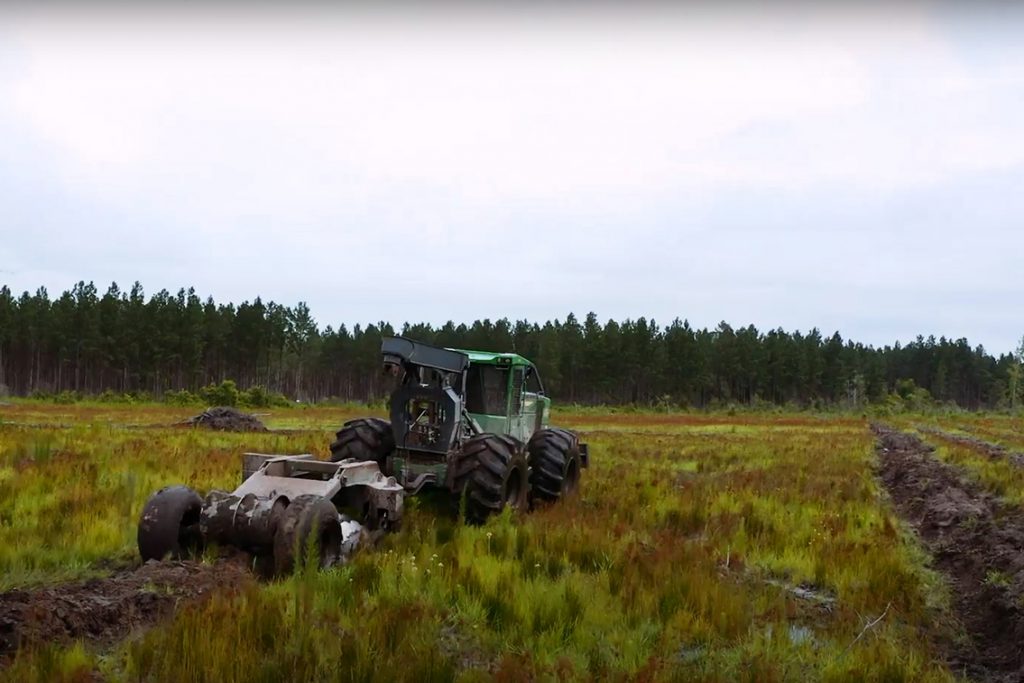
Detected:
[{"left": 331, "top": 337, "right": 589, "bottom": 521}]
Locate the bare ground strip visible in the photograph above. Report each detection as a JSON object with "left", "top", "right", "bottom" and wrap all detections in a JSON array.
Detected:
[
  {"left": 0, "top": 556, "right": 253, "bottom": 660},
  {"left": 873, "top": 424, "right": 1024, "bottom": 682}
]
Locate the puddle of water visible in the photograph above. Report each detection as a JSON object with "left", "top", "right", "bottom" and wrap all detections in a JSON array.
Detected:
[
  {"left": 677, "top": 644, "right": 706, "bottom": 663},
  {"left": 761, "top": 623, "right": 818, "bottom": 647}
]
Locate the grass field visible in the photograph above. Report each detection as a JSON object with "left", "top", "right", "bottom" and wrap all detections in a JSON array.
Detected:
[
  {"left": 912, "top": 413, "right": 1024, "bottom": 452},
  {"left": 0, "top": 403, "right": 1004, "bottom": 682}
]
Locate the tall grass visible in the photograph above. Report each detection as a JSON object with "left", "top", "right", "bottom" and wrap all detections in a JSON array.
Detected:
[
  {"left": 912, "top": 413, "right": 1024, "bottom": 451},
  {"left": 916, "top": 437, "right": 1024, "bottom": 507},
  {"left": 0, "top": 419, "right": 365, "bottom": 589},
  {"left": 2, "top": 407, "right": 961, "bottom": 681}
]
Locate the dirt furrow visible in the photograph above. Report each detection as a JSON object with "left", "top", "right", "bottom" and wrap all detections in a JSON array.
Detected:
[
  {"left": 873, "top": 424, "right": 1024, "bottom": 682},
  {"left": 916, "top": 425, "right": 1024, "bottom": 468},
  {"left": 0, "top": 556, "right": 253, "bottom": 660}
]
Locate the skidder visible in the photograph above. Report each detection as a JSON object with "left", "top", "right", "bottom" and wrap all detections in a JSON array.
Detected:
[
  {"left": 138, "top": 337, "right": 588, "bottom": 571},
  {"left": 330, "top": 337, "right": 588, "bottom": 522}
]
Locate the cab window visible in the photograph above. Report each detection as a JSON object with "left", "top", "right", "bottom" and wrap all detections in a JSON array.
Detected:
[{"left": 464, "top": 364, "right": 509, "bottom": 415}]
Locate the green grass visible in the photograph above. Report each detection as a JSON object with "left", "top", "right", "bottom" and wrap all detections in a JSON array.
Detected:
[
  {"left": 1, "top": 407, "right": 962, "bottom": 681},
  {"left": 911, "top": 413, "right": 1024, "bottom": 451},
  {"left": 0, "top": 419, "right": 367, "bottom": 589},
  {"left": 908, "top": 432, "right": 1024, "bottom": 508}
]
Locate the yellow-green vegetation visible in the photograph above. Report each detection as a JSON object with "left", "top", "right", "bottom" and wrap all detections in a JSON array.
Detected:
[
  {"left": 0, "top": 407, "right": 373, "bottom": 589},
  {"left": 0, "top": 400, "right": 376, "bottom": 430},
  {"left": 914, "top": 413, "right": 1024, "bottom": 451},
  {"left": 1, "top": 406, "right": 960, "bottom": 681},
  {"left": 904, "top": 424, "right": 1024, "bottom": 508},
  {"left": 930, "top": 441, "right": 1024, "bottom": 507}
]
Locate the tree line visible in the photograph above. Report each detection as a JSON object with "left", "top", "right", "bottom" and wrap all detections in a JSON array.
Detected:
[{"left": 0, "top": 281, "right": 1019, "bottom": 410}]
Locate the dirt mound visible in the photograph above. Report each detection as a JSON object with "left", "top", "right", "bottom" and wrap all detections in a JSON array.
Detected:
[
  {"left": 917, "top": 425, "right": 1024, "bottom": 468},
  {"left": 0, "top": 557, "right": 253, "bottom": 657},
  {"left": 873, "top": 424, "right": 1024, "bottom": 682},
  {"left": 177, "top": 406, "right": 267, "bottom": 432}
]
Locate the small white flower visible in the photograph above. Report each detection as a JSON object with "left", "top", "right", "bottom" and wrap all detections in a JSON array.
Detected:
[{"left": 438, "top": 562, "right": 443, "bottom": 568}]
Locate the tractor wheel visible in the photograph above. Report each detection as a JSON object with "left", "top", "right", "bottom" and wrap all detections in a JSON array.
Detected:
[
  {"left": 527, "top": 428, "right": 583, "bottom": 504},
  {"left": 452, "top": 434, "right": 529, "bottom": 523},
  {"left": 137, "top": 485, "right": 204, "bottom": 561},
  {"left": 273, "top": 495, "right": 343, "bottom": 576},
  {"left": 329, "top": 417, "right": 394, "bottom": 466}
]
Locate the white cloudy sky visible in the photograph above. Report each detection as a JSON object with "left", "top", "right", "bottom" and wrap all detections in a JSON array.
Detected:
[{"left": 0, "top": 2, "right": 1022, "bottom": 352}]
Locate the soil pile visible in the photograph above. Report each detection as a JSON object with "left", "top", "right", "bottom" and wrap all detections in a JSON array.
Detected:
[
  {"left": 177, "top": 406, "right": 267, "bottom": 432},
  {"left": 0, "top": 557, "right": 253, "bottom": 656},
  {"left": 873, "top": 424, "right": 1024, "bottom": 682}
]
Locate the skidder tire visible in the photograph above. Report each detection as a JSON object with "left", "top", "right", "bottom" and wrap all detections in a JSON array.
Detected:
[
  {"left": 273, "top": 495, "right": 343, "bottom": 576},
  {"left": 329, "top": 417, "right": 395, "bottom": 465},
  {"left": 138, "top": 485, "right": 204, "bottom": 561},
  {"left": 452, "top": 433, "right": 529, "bottom": 523},
  {"left": 527, "top": 428, "right": 583, "bottom": 504}
]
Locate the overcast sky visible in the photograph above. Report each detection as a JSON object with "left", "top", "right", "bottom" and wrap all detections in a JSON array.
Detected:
[{"left": 1, "top": 3, "right": 1022, "bottom": 353}]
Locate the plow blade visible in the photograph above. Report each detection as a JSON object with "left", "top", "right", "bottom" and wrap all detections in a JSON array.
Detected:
[{"left": 139, "top": 454, "right": 404, "bottom": 574}]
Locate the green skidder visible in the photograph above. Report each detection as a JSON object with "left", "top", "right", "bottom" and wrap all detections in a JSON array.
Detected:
[{"left": 330, "top": 337, "right": 589, "bottom": 522}]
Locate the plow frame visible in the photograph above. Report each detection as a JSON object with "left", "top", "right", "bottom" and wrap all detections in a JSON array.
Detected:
[
  {"left": 139, "top": 453, "right": 405, "bottom": 572},
  {"left": 229, "top": 453, "right": 405, "bottom": 533}
]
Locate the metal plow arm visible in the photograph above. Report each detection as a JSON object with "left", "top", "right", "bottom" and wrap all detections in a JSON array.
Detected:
[
  {"left": 200, "top": 454, "right": 404, "bottom": 551},
  {"left": 381, "top": 336, "right": 469, "bottom": 374},
  {"left": 241, "top": 454, "right": 403, "bottom": 524}
]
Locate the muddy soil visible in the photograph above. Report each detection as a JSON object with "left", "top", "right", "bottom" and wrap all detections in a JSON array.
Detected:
[
  {"left": 873, "top": 424, "right": 1024, "bottom": 682},
  {"left": 917, "top": 425, "right": 1024, "bottom": 468},
  {"left": 0, "top": 556, "right": 253, "bottom": 658},
  {"left": 177, "top": 406, "right": 267, "bottom": 432}
]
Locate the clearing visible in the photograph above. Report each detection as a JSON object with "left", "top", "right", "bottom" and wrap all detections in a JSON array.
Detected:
[{"left": 3, "top": 404, "right": 1023, "bottom": 681}]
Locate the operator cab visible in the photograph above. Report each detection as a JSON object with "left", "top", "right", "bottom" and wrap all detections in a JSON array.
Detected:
[{"left": 464, "top": 364, "right": 510, "bottom": 415}]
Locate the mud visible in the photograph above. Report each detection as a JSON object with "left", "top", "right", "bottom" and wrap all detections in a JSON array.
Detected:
[
  {"left": 917, "top": 425, "right": 1024, "bottom": 468},
  {"left": 177, "top": 406, "right": 267, "bottom": 432},
  {"left": 873, "top": 424, "right": 1024, "bottom": 682},
  {"left": 0, "top": 556, "right": 253, "bottom": 658}
]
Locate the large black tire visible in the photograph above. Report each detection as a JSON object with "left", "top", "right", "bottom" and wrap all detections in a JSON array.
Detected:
[
  {"left": 273, "top": 495, "right": 343, "bottom": 576},
  {"left": 452, "top": 434, "right": 529, "bottom": 523},
  {"left": 138, "top": 485, "right": 204, "bottom": 561},
  {"left": 329, "top": 417, "right": 394, "bottom": 465},
  {"left": 527, "top": 428, "right": 583, "bottom": 504}
]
